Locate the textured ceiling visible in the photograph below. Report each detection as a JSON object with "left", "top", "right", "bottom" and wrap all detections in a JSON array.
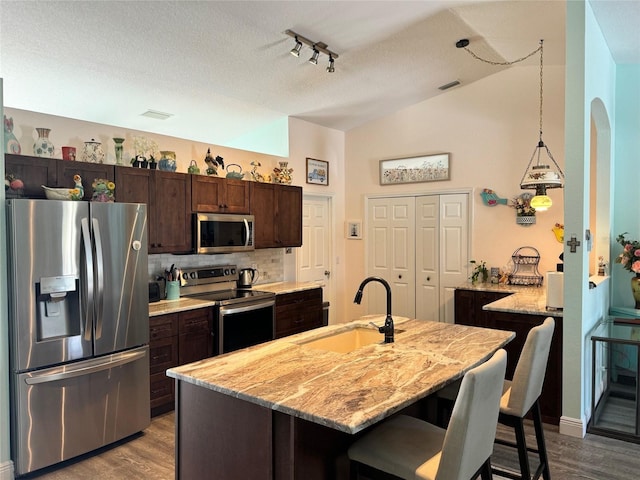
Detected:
[{"left": 0, "top": 1, "right": 635, "bottom": 155}]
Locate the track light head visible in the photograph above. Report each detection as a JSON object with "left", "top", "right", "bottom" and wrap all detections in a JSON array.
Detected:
[
  {"left": 290, "top": 37, "right": 302, "bottom": 57},
  {"left": 326, "top": 55, "right": 335, "bottom": 73},
  {"left": 309, "top": 47, "right": 319, "bottom": 65}
]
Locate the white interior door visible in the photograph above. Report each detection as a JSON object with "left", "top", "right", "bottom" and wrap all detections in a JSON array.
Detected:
[
  {"left": 367, "top": 193, "right": 468, "bottom": 323},
  {"left": 297, "top": 195, "right": 332, "bottom": 309},
  {"left": 439, "top": 193, "right": 469, "bottom": 323},
  {"left": 416, "top": 195, "right": 439, "bottom": 321},
  {"left": 367, "top": 197, "right": 415, "bottom": 318}
]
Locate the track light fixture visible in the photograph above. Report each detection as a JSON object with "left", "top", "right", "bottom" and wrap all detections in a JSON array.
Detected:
[
  {"left": 309, "top": 46, "right": 319, "bottom": 65},
  {"left": 285, "top": 29, "right": 339, "bottom": 73},
  {"left": 327, "top": 55, "right": 335, "bottom": 73},
  {"left": 290, "top": 36, "right": 302, "bottom": 57}
]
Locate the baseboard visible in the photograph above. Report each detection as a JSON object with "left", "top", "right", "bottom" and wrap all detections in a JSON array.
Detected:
[
  {"left": 0, "top": 460, "right": 14, "bottom": 480},
  {"left": 559, "top": 415, "right": 586, "bottom": 438}
]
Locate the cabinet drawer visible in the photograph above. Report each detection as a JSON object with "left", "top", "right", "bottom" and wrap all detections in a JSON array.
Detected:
[
  {"left": 150, "top": 313, "right": 178, "bottom": 340},
  {"left": 150, "top": 371, "right": 174, "bottom": 408},
  {"left": 276, "top": 288, "right": 322, "bottom": 307},
  {"left": 149, "top": 336, "right": 178, "bottom": 374},
  {"left": 178, "top": 308, "right": 212, "bottom": 335}
]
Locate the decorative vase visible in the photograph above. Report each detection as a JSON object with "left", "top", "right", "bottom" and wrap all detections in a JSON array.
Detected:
[
  {"left": 631, "top": 275, "right": 640, "bottom": 309},
  {"left": 33, "top": 127, "right": 54, "bottom": 157},
  {"left": 81, "top": 139, "right": 105, "bottom": 163},
  {"left": 273, "top": 161, "right": 293, "bottom": 184},
  {"left": 158, "top": 151, "right": 177, "bottom": 171},
  {"left": 113, "top": 138, "right": 125, "bottom": 165}
]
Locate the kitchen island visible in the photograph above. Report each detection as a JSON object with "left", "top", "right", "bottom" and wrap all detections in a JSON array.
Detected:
[{"left": 167, "top": 316, "right": 514, "bottom": 479}]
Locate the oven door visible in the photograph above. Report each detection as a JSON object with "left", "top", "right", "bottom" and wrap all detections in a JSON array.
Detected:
[{"left": 217, "top": 298, "right": 275, "bottom": 354}]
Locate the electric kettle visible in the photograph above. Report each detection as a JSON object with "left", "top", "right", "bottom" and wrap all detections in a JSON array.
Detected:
[{"left": 238, "top": 267, "right": 259, "bottom": 288}]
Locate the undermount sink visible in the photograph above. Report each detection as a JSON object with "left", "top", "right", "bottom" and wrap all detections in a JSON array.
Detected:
[{"left": 298, "top": 326, "right": 403, "bottom": 354}]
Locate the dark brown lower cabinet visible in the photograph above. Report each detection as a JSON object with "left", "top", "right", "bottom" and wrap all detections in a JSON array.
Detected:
[
  {"left": 454, "top": 288, "right": 563, "bottom": 425},
  {"left": 275, "top": 288, "right": 323, "bottom": 339},
  {"left": 149, "top": 308, "right": 213, "bottom": 416}
]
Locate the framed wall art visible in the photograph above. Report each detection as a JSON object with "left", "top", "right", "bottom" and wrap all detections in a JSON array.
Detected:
[
  {"left": 306, "top": 158, "right": 329, "bottom": 186},
  {"left": 379, "top": 153, "right": 450, "bottom": 185},
  {"left": 346, "top": 220, "right": 362, "bottom": 239}
]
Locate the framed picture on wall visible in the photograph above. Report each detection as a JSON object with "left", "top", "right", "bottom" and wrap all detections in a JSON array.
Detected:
[
  {"left": 346, "top": 220, "right": 362, "bottom": 239},
  {"left": 379, "top": 153, "right": 450, "bottom": 185},
  {"left": 306, "top": 158, "right": 329, "bottom": 186}
]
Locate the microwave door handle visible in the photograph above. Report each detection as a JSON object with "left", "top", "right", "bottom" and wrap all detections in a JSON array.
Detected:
[
  {"left": 243, "top": 218, "right": 250, "bottom": 247},
  {"left": 81, "top": 217, "right": 94, "bottom": 341},
  {"left": 92, "top": 218, "right": 105, "bottom": 339}
]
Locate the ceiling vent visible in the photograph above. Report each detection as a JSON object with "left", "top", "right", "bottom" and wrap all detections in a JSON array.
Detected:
[
  {"left": 438, "top": 80, "right": 461, "bottom": 91},
  {"left": 141, "top": 110, "right": 173, "bottom": 120}
]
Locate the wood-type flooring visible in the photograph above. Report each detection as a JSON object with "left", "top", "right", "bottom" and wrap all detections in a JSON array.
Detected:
[{"left": 21, "top": 412, "right": 640, "bottom": 480}]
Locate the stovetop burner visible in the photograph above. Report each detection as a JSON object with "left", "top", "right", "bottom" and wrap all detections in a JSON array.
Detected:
[
  {"left": 186, "top": 288, "right": 274, "bottom": 306},
  {"left": 179, "top": 265, "right": 275, "bottom": 306}
]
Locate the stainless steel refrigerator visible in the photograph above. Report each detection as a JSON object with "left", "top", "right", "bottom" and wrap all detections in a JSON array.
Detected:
[{"left": 6, "top": 199, "right": 150, "bottom": 476}]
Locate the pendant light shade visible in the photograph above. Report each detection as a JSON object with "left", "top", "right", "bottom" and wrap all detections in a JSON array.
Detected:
[{"left": 519, "top": 40, "right": 564, "bottom": 207}]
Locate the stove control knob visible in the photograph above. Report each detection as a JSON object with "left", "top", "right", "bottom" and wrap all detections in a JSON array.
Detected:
[
  {"left": 231, "top": 268, "right": 236, "bottom": 274},
  {"left": 190, "top": 272, "right": 197, "bottom": 279},
  {"left": 224, "top": 268, "right": 230, "bottom": 275}
]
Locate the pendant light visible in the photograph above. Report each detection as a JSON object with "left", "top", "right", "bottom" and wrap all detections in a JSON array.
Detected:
[
  {"left": 519, "top": 40, "right": 564, "bottom": 211},
  {"left": 457, "top": 38, "right": 564, "bottom": 211}
]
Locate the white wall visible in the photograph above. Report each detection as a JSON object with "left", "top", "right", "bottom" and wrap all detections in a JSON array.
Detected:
[
  {"left": 345, "top": 65, "right": 566, "bottom": 321},
  {"left": 287, "top": 118, "right": 346, "bottom": 317},
  {"left": 1, "top": 79, "right": 15, "bottom": 479},
  {"left": 560, "top": 0, "right": 617, "bottom": 437}
]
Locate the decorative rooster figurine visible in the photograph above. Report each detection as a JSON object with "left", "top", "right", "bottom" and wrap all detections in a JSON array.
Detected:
[
  {"left": 204, "top": 148, "right": 224, "bottom": 176},
  {"left": 42, "top": 174, "right": 84, "bottom": 200}
]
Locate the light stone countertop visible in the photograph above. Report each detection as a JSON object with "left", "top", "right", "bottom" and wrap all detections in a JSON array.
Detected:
[
  {"left": 149, "top": 281, "right": 323, "bottom": 317},
  {"left": 166, "top": 315, "right": 514, "bottom": 434},
  {"left": 456, "top": 282, "right": 562, "bottom": 318}
]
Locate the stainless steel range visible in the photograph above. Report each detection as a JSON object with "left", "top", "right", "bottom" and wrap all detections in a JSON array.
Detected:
[{"left": 180, "top": 265, "right": 275, "bottom": 354}]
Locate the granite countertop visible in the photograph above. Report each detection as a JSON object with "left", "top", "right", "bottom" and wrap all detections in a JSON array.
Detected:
[
  {"left": 166, "top": 315, "right": 514, "bottom": 434},
  {"left": 149, "top": 281, "right": 323, "bottom": 317},
  {"left": 456, "top": 282, "right": 562, "bottom": 317}
]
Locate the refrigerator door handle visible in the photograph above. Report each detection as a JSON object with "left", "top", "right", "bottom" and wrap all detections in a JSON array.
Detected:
[
  {"left": 24, "top": 349, "right": 147, "bottom": 385},
  {"left": 92, "top": 217, "right": 105, "bottom": 339},
  {"left": 81, "top": 217, "right": 95, "bottom": 341}
]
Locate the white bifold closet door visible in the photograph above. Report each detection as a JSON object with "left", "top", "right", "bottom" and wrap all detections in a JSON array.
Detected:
[{"left": 367, "top": 193, "right": 468, "bottom": 323}]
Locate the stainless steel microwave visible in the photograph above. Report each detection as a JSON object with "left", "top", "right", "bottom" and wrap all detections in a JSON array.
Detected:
[{"left": 194, "top": 213, "right": 254, "bottom": 254}]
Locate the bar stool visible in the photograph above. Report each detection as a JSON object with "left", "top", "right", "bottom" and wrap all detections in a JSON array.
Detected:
[
  {"left": 493, "top": 317, "right": 555, "bottom": 480},
  {"left": 347, "top": 349, "right": 507, "bottom": 480}
]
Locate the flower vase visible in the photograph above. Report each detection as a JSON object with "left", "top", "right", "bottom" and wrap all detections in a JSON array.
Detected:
[
  {"left": 631, "top": 275, "right": 640, "bottom": 309},
  {"left": 33, "top": 128, "right": 54, "bottom": 157},
  {"left": 113, "top": 138, "right": 125, "bottom": 165}
]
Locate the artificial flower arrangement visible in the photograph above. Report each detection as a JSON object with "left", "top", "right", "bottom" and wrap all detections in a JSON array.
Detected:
[
  {"left": 469, "top": 259, "right": 488, "bottom": 284},
  {"left": 615, "top": 232, "right": 640, "bottom": 274},
  {"left": 511, "top": 193, "right": 536, "bottom": 216}
]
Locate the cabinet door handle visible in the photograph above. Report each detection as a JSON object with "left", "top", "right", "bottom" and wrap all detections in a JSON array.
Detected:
[{"left": 399, "top": 274, "right": 402, "bottom": 279}]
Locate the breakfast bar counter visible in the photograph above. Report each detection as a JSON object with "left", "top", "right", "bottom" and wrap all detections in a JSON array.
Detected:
[{"left": 167, "top": 316, "right": 513, "bottom": 479}]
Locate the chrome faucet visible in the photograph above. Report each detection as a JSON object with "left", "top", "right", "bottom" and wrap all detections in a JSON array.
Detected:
[{"left": 354, "top": 276, "right": 394, "bottom": 343}]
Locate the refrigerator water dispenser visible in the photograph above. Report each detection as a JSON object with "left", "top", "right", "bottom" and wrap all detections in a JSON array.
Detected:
[{"left": 36, "top": 275, "right": 80, "bottom": 340}]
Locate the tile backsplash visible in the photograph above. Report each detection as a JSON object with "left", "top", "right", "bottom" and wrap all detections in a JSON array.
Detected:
[{"left": 149, "top": 249, "right": 284, "bottom": 285}]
